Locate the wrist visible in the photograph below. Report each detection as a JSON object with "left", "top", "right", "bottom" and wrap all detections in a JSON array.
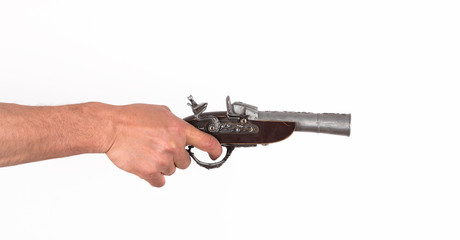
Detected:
[{"left": 81, "top": 102, "right": 117, "bottom": 154}]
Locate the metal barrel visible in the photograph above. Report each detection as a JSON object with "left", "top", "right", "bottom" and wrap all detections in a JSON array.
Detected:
[{"left": 258, "top": 111, "right": 351, "bottom": 136}]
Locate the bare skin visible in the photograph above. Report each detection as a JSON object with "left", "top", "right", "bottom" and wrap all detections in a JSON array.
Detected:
[{"left": 0, "top": 102, "right": 222, "bottom": 187}]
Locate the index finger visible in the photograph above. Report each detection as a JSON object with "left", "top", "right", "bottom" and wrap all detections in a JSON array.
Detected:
[{"left": 184, "top": 123, "right": 223, "bottom": 160}]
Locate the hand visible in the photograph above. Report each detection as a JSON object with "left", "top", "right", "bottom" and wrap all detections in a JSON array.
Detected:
[{"left": 106, "top": 104, "right": 222, "bottom": 187}]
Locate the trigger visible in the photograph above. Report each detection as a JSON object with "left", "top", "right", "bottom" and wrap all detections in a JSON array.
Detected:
[{"left": 186, "top": 145, "right": 235, "bottom": 169}]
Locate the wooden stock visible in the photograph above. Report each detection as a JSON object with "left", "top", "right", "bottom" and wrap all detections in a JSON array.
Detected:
[{"left": 184, "top": 111, "right": 296, "bottom": 145}]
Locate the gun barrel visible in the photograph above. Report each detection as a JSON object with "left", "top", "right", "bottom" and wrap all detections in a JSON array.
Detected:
[{"left": 258, "top": 111, "right": 351, "bottom": 136}]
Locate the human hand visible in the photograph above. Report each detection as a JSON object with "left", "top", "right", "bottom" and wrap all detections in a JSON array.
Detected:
[{"left": 105, "top": 104, "right": 222, "bottom": 187}]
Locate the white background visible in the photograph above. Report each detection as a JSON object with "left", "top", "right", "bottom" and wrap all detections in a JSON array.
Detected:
[{"left": 0, "top": 1, "right": 459, "bottom": 239}]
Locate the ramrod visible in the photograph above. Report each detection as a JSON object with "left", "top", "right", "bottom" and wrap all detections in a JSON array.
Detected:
[{"left": 184, "top": 96, "right": 351, "bottom": 169}]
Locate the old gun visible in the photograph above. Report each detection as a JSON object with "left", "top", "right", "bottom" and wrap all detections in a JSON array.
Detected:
[{"left": 184, "top": 96, "right": 351, "bottom": 169}]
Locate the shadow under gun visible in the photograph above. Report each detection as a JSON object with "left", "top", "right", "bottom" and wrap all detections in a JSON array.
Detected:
[{"left": 184, "top": 96, "right": 351, "bottom": 169}]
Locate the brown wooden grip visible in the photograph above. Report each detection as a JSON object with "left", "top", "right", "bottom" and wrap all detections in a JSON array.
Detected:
[{"left": 184, "top": 111, "right": 296, "bottom": 145}]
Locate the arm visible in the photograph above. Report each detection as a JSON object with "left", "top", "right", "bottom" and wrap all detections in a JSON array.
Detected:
[{"left": 0, "top": 102, "right": 222, "bottom": 187}]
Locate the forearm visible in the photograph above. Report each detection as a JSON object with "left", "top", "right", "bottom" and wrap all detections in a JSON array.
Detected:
[
  {"left": 0, "top": 100, "right": 222, "bottom": 187},
  {"left": 0, "top": 102, "right": 115, "bottom": 167}
]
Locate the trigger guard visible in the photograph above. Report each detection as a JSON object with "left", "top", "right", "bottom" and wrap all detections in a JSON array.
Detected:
[{"left": 186, "top": 145, "right": 235, "bottom": 169}]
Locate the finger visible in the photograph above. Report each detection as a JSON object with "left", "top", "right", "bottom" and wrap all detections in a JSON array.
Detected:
[
  {"left": 142, "top": 173, "right": 166, "bottom": 187},
  {"left": 185, "top": 124, "right": 223, "bottom": 160},
  {"left": 157, "top": 155, "right": 176, "bottom": 176},
  {"left": 173, "top": 148, "right": 191, "bottom": 169}
]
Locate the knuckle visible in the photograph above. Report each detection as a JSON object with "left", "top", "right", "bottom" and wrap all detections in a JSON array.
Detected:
[
  {"left": 180, "top": 158, "right": 191, "bottom": 169},
  {"left": 156, "top": 156, "right": 175, "bottom": 175},
  {"left": 162, "top": 143, "right": 176, "bottom": 153},
  {"left": 164, "top": 167, "right": 176, "bottom": 176},
  {"left": 177, "top": 152, "right": 192, "bottom": 170},
  {"left": 157, "top": 157, "right": 170, "bottom": 168},
  {"left": 159, "top": 105, "right": 171, "bottom": 112}
]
